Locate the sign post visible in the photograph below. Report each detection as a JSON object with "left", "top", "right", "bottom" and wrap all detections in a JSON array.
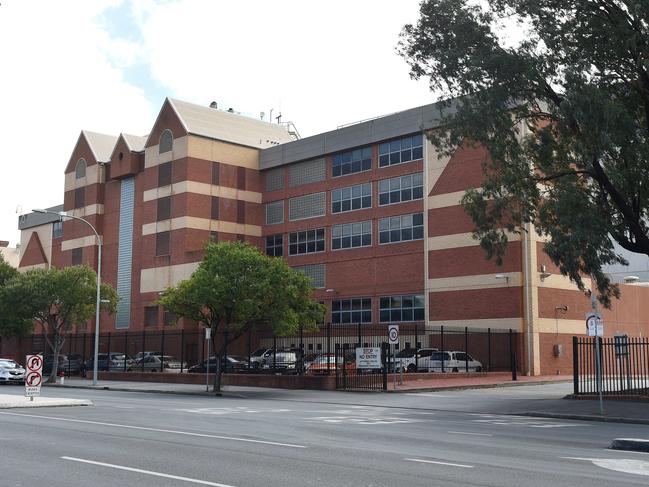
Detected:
[
  {"left": 388, "top": 325, "right": 399, "bottom": 388},
  {"left": 25, "top": 354, "right": 43, "bottom": 401},
  {"left": 205, "top": 327, "right": 211, "bottom": 392},
  {"left": 586, "top": 305, "right": 604, "bottom": 414}
]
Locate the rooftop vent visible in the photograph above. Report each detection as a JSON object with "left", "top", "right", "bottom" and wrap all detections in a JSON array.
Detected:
[{"left": 209, "top": 101, "right": 218, "bottom": 109}]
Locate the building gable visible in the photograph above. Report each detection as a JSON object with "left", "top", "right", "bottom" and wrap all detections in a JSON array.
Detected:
[{"left": 19, "top": 231, "right": 48, "bottom": 268}]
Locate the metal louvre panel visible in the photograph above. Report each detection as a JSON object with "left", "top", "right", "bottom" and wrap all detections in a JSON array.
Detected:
[
  {"left": 289, "top": 192, "right": 326, "bottom": 221},
  {"left": 293, "top": 263, "right": 325, "bottom": 288},
  {"left": 265, "top": 200, "right": 284, "bottom": 225},
  {"left": 115, "top": 177, "right": 135, "bottom": 329},
  {"left": 265, "top": 168, "right": 284, "bottom": 191},
  {"left": 289, "top": 158, "right": 326, "bottom": 187}
]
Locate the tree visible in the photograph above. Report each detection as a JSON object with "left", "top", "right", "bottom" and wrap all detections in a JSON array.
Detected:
[
  {"left": 1, "top": 265, "right": 118, "bottom": 382},
  {"left": 158, "top": 241, "right": 325, "bottom": 391},
  {"left": 0, "top": 253, "right": 32, "bottom": 351},
  {"left": 399, "top": 0, "right": 649, "bottom": 306}
]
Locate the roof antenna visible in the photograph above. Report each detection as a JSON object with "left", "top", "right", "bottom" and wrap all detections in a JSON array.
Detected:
[
  {"left": 209, "top": 101, "right": 218, "bottom": 109},
  {"left": 276, "top": 112, "right": 282, "bottom": 124}
]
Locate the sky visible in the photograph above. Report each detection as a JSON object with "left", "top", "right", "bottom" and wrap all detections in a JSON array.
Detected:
[{"left": 0, "top": 0, "right": 435, "bottom": 246}]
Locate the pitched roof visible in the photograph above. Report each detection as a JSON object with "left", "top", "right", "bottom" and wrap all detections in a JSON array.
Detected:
[
  {"left": 122, "top": 133, "right": 148, "bottom": 152},
  {"left": 19, "top": 232, "right": 48, "bottom": 268},
  {"left": 82, "top": 130, "right": 119, "bottom": 162},
  {"left": 166, "top": 98, "right": 296, "bottom": 149}
]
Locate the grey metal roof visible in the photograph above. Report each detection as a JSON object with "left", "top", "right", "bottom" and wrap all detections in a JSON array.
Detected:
[
  {"left": 168, "top": 98, "right": 296, "bottom": 149},
  {"left": 83, "top": 130, "right": 119, "bottom": 162},
  {"left": 122, "top": 133, "right": 148, "bottom": 152},
  {"left": 18, "top": 204, "right": 64, "bottom": 230},
  {"left": 260, "top": 99, "right": 457, "bottom": 169}
]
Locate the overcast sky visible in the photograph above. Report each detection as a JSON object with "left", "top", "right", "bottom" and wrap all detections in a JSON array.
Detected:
[{"left": 0, "top": 0, "right": 436, "bottom": 246}]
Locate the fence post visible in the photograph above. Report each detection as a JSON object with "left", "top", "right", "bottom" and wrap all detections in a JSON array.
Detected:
[
  {"left": 248, "top": 328, "right": 252, "bottom": 372},
  {"left": 464, "top": 326, "right": 469, "bottom": 373},
  {"left": 487, "top": 328, "right": 491, "bottom": 372},
  {"left": 415, "top": 324, "right": 419, "bottom": 373},
  {"left": 107, "top": 332, "right": 111, "bottom": 366},
  {"left": 357, "top": 322, "right": 361, "bottom": 348},
  {"left": 440, "top": 326, "right": 445, "bottom": 373},
  {"left": 509, "top": 329, "right": 517, "bottom": 381},
  {"left": 342, "top": 344, "right": 347, "bottom": 389},
  {"left": 82, "top": 332, "right": 87, "bottom": 364},
  {"left": 299, "top": 325, "right": 304, "bottom": 375},
  {"left": 382, "top": 342, "right": 388, "bottom": 391},
  {"left": 180, "top": 329, "right": 185, "bottom": 373},
  {"left": 123, "top": 331, "right": 128, "bottom": 372},
  {"left": 141, "top": 329, "right": 146, "bottom": 372},
  {"left": 273, "top": 334, "right": 277, "bottom": 371},
  {"left": 67, "top": 333, "right": 72, "bottom": 376},
  {"left": 161, "top": 329, "right": 165, "bottom": 368},
  {"left": 327, "top": 322, "right": 331, "bottom": 375},
  {"left": 572, "top": 336, "right": 579, "bottom": 395}
]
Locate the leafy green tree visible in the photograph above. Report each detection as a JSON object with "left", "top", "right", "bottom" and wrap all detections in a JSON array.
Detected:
[
  {"left": 0, "top": 253, "right": 31, "bottom": 352},
  {"left": 1, "top": 265, "right": 118, "bottom": 382},
  {"left": 158, "top": 241, "right": 325, "bottom": 391},
  {"left": 399, "top": 0, "right": 649, "bottom": 306}
]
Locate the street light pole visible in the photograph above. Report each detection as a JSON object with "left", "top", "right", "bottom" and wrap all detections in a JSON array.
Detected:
[{"left": 33, "top": 209, "right": 103, "bottom": 385}]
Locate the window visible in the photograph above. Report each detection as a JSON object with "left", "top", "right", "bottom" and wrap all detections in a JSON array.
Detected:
[
  {"left": 144, "top": 306, "right": 158, "bottom": 326},
  {"left": 75, "top": 158, "right": 86, "bottom": 179},
  {"left": 379, "top": 134, "right": 423, "bottom": 167},
  {"left": 332, "top": 298, "right": 372, "bottom": 324},
  {"left": 332, "top": 221, "right": 372, "bottom": 250},
  {"left": 265, "top": 168, "right": 284, "bottom": 191},
  {"left": 157, "top": 196, "right": 171, "bottom": 221},
  {"left": 164, "top": 310, "right": 177, "bottom": 326},
  {"left": 289, "top": 192, "right": 326, "bottom": 221},
  {"left": 237, "top": 166, "right": 246, "bottom": 190},
  {"left": 289, "top": 228, "right": 325, "bottom": 255},
  {"left": 210, "top": 231, "right": 218, "bottom": 243},
  {"left": 52, "top": 221, "right": 63, "bottom": 239},
  {"left": 265, "top": 234, "right": 283, "bottom": 257},
  {"left": 159, "top": 129, "right": 173, "bottom": 154},
  {"left": 74, "top": 187, "right": 85, "bottom": 209},
  {"left": 378, "top": 213, "right": 424, "bottom": 244},
  {"left": 158, "top": 162, "right": 171, "bottom": 187},
  {"left": 211, "top": 196, "right": 220, "bottom": 220},
  {"left": 378, "top": 173, "right": 424, "bottom": 205},
  {"left": 265, "top": 201, "right": 284, "bottom": 225},
  {"left": 212, "top": 162, "right": 220, "bottom": 185},
  {"left": 71, "top": 247, "right": 82, "bottom": 265},
  {"left": 332, "top": 147, "right": 372, "bottom": 177},
  {"left": 293, "top": 264, "right": 325, "bottom": 288},
  {"left": 332, "top": 183, "right": 371, "bottom": 213},
  {"left": 156, "top": 231, "right": 170, "bottom": 256},
  {"left": 237, "top": 200, "right": 245, "bottom": 223},
  {"left": 289, "top": 158, "right": 326, "bottom": 186},
  {"left": 380, "top": 294, "right": 425, "bottom": 322}
]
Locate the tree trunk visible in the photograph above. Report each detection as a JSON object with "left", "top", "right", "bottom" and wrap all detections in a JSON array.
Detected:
[
  {"left": 47, "top": 326, "right": 65, "bottom": 384},
  {"left": 213, "top": 351, "right": 222, "bottom": 393}
]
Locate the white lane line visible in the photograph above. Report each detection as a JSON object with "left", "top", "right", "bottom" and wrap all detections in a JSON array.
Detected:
[
  {"left": 404, "top": 458, "right": 474, "bottom": 468},
  {"left": 405, "top": 393, "right": 459, "bottom": 398},
  {"left": 62, "top": 457, "right": 235, "bottom": 486},
  {"left": 0, "top": 411, "right": 305, "bottom": 449},
  {"left": 447, "top": 431, "right": 492, "bottom": 437}
]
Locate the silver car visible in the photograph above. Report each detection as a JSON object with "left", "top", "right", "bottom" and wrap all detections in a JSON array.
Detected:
[
  {"left": 135, "top": 355, "right": 185, "bottom": 373},
  {"left": 0, "top": 359, "right": 26, "bottom": 384}
]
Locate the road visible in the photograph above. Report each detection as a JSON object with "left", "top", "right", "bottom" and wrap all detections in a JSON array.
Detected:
[{"left": 0, "top": 383, "right": 648, "bottom": 486}]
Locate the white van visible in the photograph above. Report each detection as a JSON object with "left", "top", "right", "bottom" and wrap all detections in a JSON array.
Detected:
[{"left": 428, "top": 351, "right": 483, "bottom": 372}]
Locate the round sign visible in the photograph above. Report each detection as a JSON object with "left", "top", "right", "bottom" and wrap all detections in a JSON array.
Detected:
[
  {"left": 25, "top": 371, "right": 42, "bottom": 387},
  {"left": 27, "top": 355, "right": 42, "bottom": 372},
  {"left": 388, "top": 326, "right": 399, "bottom": 344}
]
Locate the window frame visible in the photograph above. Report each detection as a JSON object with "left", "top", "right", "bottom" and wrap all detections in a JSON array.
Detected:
[
  {"left": 156, "top": 196, "right": 171, "bottom": 221},
  {"left": 378, "top": 212, "right": 424, "bottom": 244},
  {"left": 331, "top": 183, "right": 372, "bottom": 214},
  {"left": 331, "top": 297, "right": 372, "bottom": 324},
  {"left": 75, "top": 158, "right": 86, "bottom": 179},
  {"left": 379, "top": 294, "right": 425, "bottom": 323},
  {"left": 378, "top": 173, "right": 424, "bottom": 206},
  {"left": 155, "top": 231, "right": 170, "bottom": 256},
  {"left": 265, "top": 234, "right": 283, "bottom": 257},
  {"left": 378, "top": 134, "right": 424, "bottom": 168},
  {"left": 159, "top": 129, "right": 173, "bottom": 154},
  {"left": 288, "top": 228, "right": 325, "bottom": 256},
  {"left": 331, "top": 220, "right": 372, "bottom": 250},
  {"left": 332, "top": 147, "right": 372, "bottom": 178}
]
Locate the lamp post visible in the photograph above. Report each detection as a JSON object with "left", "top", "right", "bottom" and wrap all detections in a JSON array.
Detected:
[{"left": 33, "top": 209, "right": 102, "bottom": 386}]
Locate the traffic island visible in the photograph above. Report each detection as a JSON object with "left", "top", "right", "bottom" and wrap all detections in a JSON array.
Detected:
[
  {"left": 0, "top": 394, "right": 92, "bottom": 409},
  {"left": 610, "top": 438, "right": 649, "bottom": 453}
]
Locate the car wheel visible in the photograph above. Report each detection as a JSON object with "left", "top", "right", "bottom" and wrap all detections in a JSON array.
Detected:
[
  {"left": 452, "top": 367, "right": 459, "bottom": 373},
  {"left": 406, "top": 364, "right": 416, "bottom": 373},
  {"left": 151, "top": 369, "right": 157, "bottom": 373},
  {"left": 475, "top": 366, "right": 483, "bottom": 372},
  {"left": 126, "top": 368, "right": 132, "bottom": 372}
]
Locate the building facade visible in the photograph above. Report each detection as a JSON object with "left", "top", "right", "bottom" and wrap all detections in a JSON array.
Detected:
[{"left": 17, "top": 97, "right": 649, "bottom": 375}]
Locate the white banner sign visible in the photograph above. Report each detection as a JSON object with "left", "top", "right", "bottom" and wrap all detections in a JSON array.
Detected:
[
  {"left": 25, "top": 354, "right": 43, "bottom": 398},
  {"left": 356, "top": 347, "right": 382, "bottom": 369}
]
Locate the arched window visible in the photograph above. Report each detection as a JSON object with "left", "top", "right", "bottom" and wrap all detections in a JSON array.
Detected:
[
  {"left": 75, "top": 158, "right": 86, "bottom": 179},
  {"left": 159, "top": 129, "right": 173, "bottom": 154}
]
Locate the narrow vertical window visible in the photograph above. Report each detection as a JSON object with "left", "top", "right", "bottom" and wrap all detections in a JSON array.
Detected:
[
  {"left": 212, "top": 162, "right": 220, "bottom": 185},
  {"left": 156, "top": 231, "right": 170, "bottom": 256},
  {"left": 74, "top": 187, "right": 85, "bottom": 208},
  {"left": 75, "top": 158, "right": 86, "bottom": 179},
  {"left": 237, "top": 200, "right": 246, "bottom": 223},
  {"left": 158, "top": 162, "right": 171, "bottom": 187},
  {"left": 211, "top": 196, "right": 220, "bottom": 220},
  {"left": 159, "top": 129, "right": 173, "bottom": 154},
  {"left": 157, "top": 196, "right": 171, "bottom": 221}
]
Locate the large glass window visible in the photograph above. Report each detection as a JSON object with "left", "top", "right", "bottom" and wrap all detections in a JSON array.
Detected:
[
  {"left": 159, "top": 129, "right": 173, "bottom": 154},
  {"left": 155, "top": 231, "right": 170, "bottom": 256},
  {"left": 75, "top": 158, "right": 86, "bottom": 179},
  {"left": 332, "top": 183, "right": 371, "bottom": 213},
  {"left": 378, "top": 213, "right": 424, "bottom": 244},
  {"left": 289, "top": 228, "right": 325, "bottom": 255},
  {"left": 74, "top": 187, "right": 85, "bottom": 209},
  {"left": 380, "top": 294, "right": 425, "bottom": 322},
  {"left": 332, "top": 147, "right": 372, "bottom": 177},
  {"left": 52, "top": 221, "right": 63, "bottom": 239},
  {"left": 265, "top": 234, "right": 283, "bottom": 257},
  {"left": 332, "top": 298, "right": 372, "bottom": 324},
  {"left": 332, "top": 221, "right": 372, "bottom": 250},
  {"left": 378, "top": 173, "right": 424, "bottom": 205},
  {"left": 379, "top": 134, "right": 423, "bottom": 167}
]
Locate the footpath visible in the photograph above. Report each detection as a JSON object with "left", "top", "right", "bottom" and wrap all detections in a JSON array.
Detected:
[{"left": 0, "top": 393, "right": 92, "bottom": 409}]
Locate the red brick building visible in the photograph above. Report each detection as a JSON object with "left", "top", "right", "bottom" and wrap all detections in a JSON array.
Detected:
[{"left": 16, "top": 98, "right": 649, "bottom": 375}]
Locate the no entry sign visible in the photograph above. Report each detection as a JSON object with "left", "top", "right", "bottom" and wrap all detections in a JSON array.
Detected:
[{"left": 25, "top": 354, "right": 43, "bottom": 397}]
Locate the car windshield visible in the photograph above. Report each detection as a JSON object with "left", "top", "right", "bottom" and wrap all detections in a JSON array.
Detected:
[
  {"left": 0, "top": 360, "right": 18, "bottom": 368},
  {"left": 313, "top": 355, "right": 335, "bottom": 364},
  {"left": 431, "top": 352, "right": 451, "bottom": 361},
  {"left": 228, "top": 356, "right": 247, "bottom": 362},
  {"left": 396, "top": 349, "right": 416, "bottom": 358},
  {"left": 251, "top": 349, "right": 267, "bottom": 357}
]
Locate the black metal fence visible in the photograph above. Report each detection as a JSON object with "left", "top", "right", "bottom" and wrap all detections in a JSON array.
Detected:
[
  {"left": 11, "top": 324, "right": 521, "bottom": 378},
  {"left": 573, "top": 336, "right": 649, "bottom": 396}
]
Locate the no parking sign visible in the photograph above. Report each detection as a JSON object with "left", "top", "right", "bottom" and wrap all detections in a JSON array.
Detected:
[{"left": 25, "top": 354, "right": 43, "bottom": 397}]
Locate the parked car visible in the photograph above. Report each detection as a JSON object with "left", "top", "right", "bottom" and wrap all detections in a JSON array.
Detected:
[
  {"left": 428, "top": 351, "right": 483, "bottom": 372},
  {"left": 188, "top": 355, "right": 249, "bottom": 373},
  {"left": 302, "top": 353, "right": 320, "bottom": 370},
  {"left": 391, "top": 348, "right": 417, "bottom": 373},
  {"left": 305, "top": 353, "right": 355, "bottom": 375},
  {"left": 0, "top": 359, "right": 26, "bottom": 384},
  {"left": 132, "top": 351, "right": 163, "bottom": 362},
  {"left": 414, "top": 348, "right": 439, "bottom": 371},
  {"left": 135, "top": 355, "right": 185, "bottom": 373},
  {"left": 261, "top": 351, "right": 298, "bottom": 373},
  {"left": 82, "top": 353, "right": 135, "bottom": 376},
  {"left": 249, "top": 348, "right": 273, "bottom": 370},
  {"left": 42, "top": 354, "right": 84, "bottom": 376}
]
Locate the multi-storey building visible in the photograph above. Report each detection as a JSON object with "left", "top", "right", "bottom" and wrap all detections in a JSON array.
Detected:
[{"left": 17, "top": 97, "right": 649, "bottom": 375}]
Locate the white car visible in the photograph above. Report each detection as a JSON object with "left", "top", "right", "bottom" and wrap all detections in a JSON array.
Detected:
[
  {"left": 0, "top": 359, "right": 26, "bottom": 384},
  {"left": 428, "top": 351, "right": 483, "bottom": 373}
]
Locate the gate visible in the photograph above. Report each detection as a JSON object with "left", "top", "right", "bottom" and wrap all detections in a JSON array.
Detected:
[{"left": 335, "top": 343, "right": 387, "bottom": 391}]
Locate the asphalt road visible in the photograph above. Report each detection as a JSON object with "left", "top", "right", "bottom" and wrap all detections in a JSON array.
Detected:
[{"left": 1, "top": 384, "right": 648, "bottom": 487}]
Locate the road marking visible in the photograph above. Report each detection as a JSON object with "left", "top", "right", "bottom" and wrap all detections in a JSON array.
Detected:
[
  {"left": 304, "top": 416, "right": 427, "bottom": 425},
  {"left": 448, "top": 431, "right": 492, "bottom": 437},
  {"left": 61, "top": 457, "right": 235, "bottom": 486},
  {"left": 404, "top": 458, "right": 473, "bottom": 468},
  {"left": 563, "top": 457, "right": 649, "bottom": 477},
  {"left": 0, "top": 411, "right": 305, "bottom": 449},
  {"left": 405, "top": 393, "right": 459, "bottom": 398},
  {"left": 173, "top": 407, "right": 292, "bottom": 415}
]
